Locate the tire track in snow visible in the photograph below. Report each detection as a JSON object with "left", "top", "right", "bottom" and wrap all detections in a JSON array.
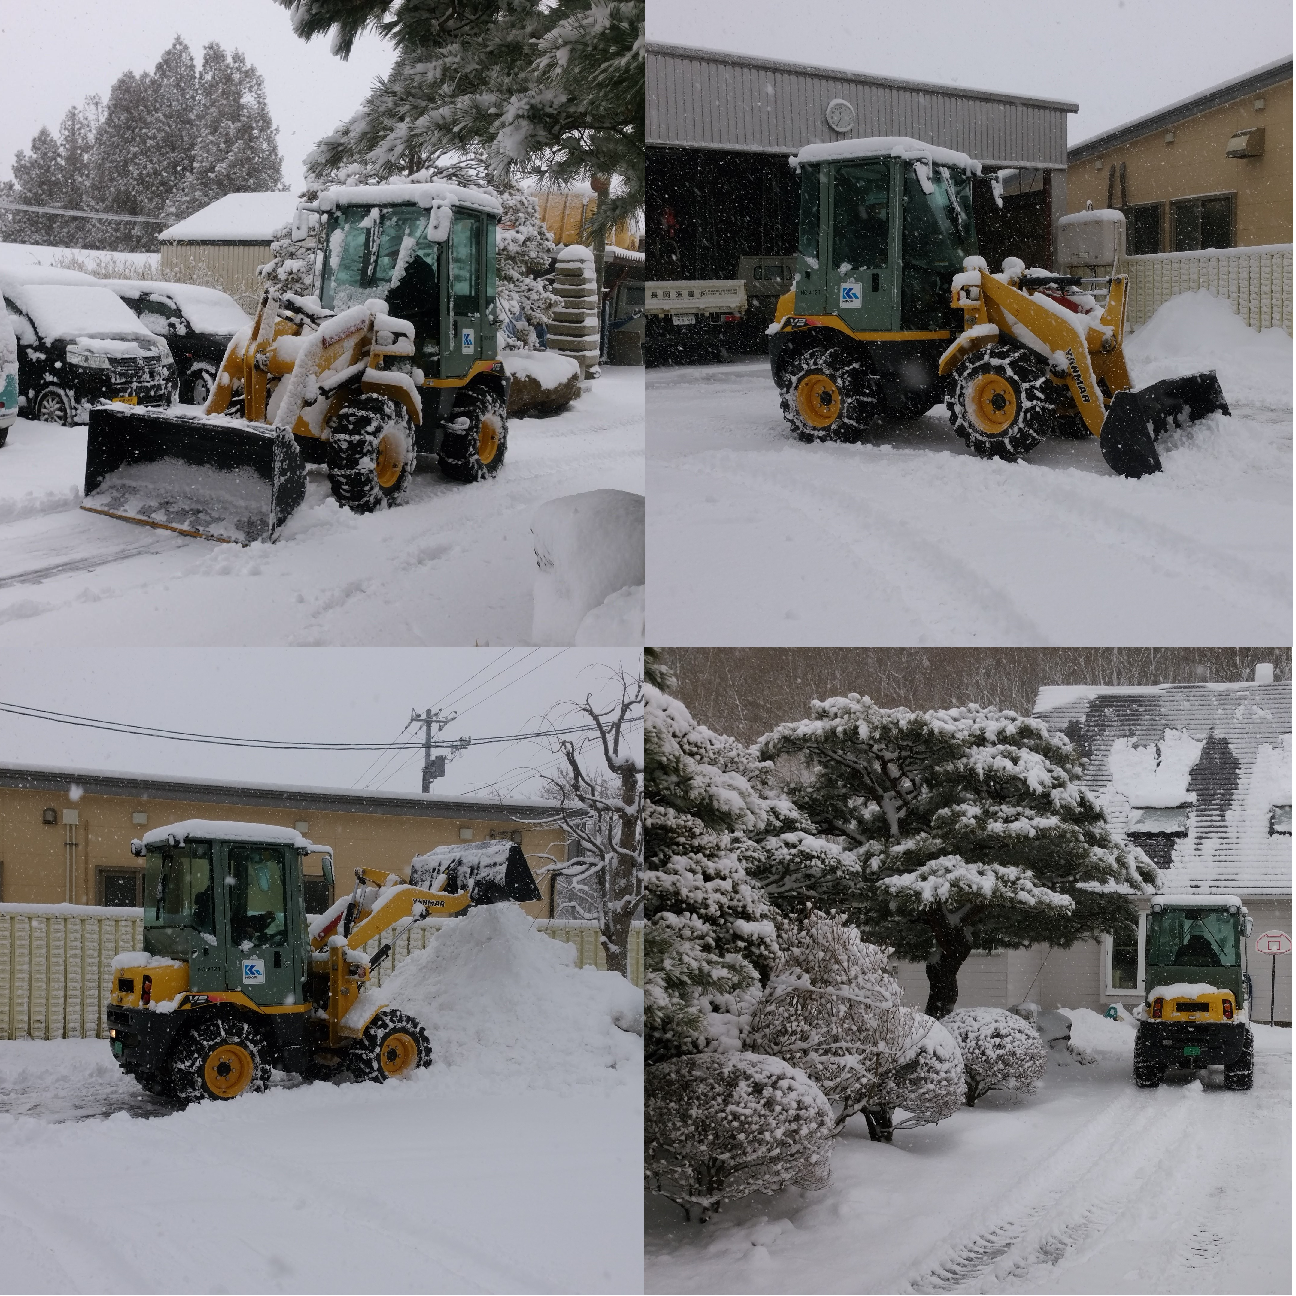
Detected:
[{"left": 657, "top": 453, "right": 1050, "bottom": 643}]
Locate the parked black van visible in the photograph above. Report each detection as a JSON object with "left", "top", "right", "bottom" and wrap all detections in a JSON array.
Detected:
[{"left": 104, "top": 281, "right": 250, "bottom": 405}]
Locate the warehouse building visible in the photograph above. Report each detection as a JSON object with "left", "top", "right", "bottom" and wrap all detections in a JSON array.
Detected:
[
  {"left": 0, "top": 763, "right": 564, "bottom": 920},
  {"left": 646, "top": 42, "right": 1078, "bottom": 358}
]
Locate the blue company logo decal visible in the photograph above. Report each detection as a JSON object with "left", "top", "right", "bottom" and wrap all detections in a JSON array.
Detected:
[
  {"left": 839, "top": 282, "right": 862, "bottom": 307},
  {"left": 461, "top": 328, "right": 475, "bottom": 353},
  {"left": 242, "top": 958, "right": 266, "bottom": 985}
]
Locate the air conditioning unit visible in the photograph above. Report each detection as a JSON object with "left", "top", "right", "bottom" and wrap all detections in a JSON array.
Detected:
[{"left": 1225, "top": 127, "right": 1265, "bottom": 158}]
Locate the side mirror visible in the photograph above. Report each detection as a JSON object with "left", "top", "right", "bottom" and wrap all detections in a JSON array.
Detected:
[
  {"left": 322, "top": 855, "right": 334, "bottom": 890},
  {"left": 1244, "top": 916, "right": 1254, "bottom": 937},
  {"left": 291, "top": 208, "right": 317, "bottom": 243}
]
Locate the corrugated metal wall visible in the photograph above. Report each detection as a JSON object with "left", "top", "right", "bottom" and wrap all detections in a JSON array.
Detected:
[
  {"left": 158, "top": 243, "right": 273, "bottom": 313},
  {"left": 648, "top": 43, "right": 1074, "bottom": 167},
  {"left": 0, "top": 908, "right": 643, "bottom": 1041}
]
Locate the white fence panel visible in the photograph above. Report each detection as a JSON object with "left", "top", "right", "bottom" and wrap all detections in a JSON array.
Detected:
[
  {"left": 1124, "top": 244, "right": 1293, "bottom": 336},
  {"left": 0, "top": 907, "right": 643, "bottom": 1041}
]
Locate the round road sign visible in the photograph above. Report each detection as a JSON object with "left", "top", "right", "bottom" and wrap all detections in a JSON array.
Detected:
[{"left": 1255, "top": 930, "right": 1292, "bottom": 955}]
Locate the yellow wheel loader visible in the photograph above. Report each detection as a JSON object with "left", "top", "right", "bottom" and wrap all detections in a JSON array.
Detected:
[
  {"left": 769, "top": 138, "right": 1228, "bottom": 477},
  {"left": 83, "top": 183, "right": 511, "bottom": 543},
  {"left": 106, "top": 821, "right": 541, "bottom": 1101}
]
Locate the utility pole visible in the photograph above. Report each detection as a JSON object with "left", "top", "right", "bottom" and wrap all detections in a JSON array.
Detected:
[{"left": 409, "top": 708, "right": 470, "bottom": 793}]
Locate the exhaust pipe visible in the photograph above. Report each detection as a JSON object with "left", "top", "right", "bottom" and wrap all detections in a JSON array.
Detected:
[{"left": 82, "top": 405, "right": 307, "bottom": 544}]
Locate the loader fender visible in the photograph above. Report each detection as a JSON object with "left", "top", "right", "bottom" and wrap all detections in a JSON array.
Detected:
[
  {"left": 360, "top": 369, "right": 422, "bottom": 425},
  {"left": 939, "top": 324, "right": 1000, "bottom": 377}
]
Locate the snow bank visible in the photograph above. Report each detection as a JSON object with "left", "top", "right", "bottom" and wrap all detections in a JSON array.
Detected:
[
  {"left": 380, "top": 903, "right": 642, "bottom": 1085},
  {"left": 575, "top": 582, "right": 645, "bottom": 645},
  {"left": 531, "top": 489, "right": 645, "bottom": 645},
  {"left": 1059, "top": 1006, "right": 1137, "bottom": 1055},
  {"left": 503, "top": 347, "right": 581, "bottom": 415},
  {"left": 1125, "top": 288, "right": 1293, "bottom": 406}
]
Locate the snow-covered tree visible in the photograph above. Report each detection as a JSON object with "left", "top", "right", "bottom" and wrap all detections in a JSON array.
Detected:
[
  {"left": 758, "top": 697, "right": 1156, "bottom": 1019},
  {"left": 871, "top": 1013, "right": 966, "bottom": 1139},
  {"left": 495, "top": 188, "right": 560, "bottom": 350},
  {"left": 944, "top": 1006, "right": 1047, "bottom": 1106},
  {"left": 645, "top": 1051, "right": 833, "bottom": 1222},
  {"left": 533, "top": 670, "right": 642, "bottom": 980},
  {"left": 284, "top": 0, "right": 643, "bottom": 241},
  {"left": 644, "top": 657, "right": 782, "bottom": 1062}
]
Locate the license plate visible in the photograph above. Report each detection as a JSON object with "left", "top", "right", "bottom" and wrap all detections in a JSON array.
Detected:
[
  {"left": 1183, "top": 1045, "right": 1202, "bottom": 1057},
  {"left": 111, "top": 1040, "right": 124, "bottom": 1057},
  {"left": 111, "top": 395, "right": 138, "bottom": 405},
  {"left": 673, "top": 314, "right": 695, "bottom": 326}
]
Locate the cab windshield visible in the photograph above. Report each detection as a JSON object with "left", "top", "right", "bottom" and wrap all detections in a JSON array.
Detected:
[
  {"left": 901, "top": 161, "right": 978, "bottom": 327},
  {"left": 144, "top": 844, "right": 215, "bottom": 956},
  {"left": 1147, "top": 908, "right": 1240, "bottom": 968},
  {"left": 321, "top": 205, "right": 439, "bottom": 314}
]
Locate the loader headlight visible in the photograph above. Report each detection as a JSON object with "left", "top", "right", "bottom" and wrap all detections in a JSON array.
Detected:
[{"left": 66, "top": 346, "right": 110, "bottom": 369}]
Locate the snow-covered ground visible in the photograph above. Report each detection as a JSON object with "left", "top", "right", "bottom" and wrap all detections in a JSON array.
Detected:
[
  {"left": 0, "top": 907, "right": 643, "bottom": 1294},
  {"left": 646, "top": 293, "right": 1291, "bottom": 644},
  {"left": 646, "top": 1014, "right": 1291, "bottom": 1295},
  {"left": 0, "top": 367, "right": 642, "bottom": 645}
]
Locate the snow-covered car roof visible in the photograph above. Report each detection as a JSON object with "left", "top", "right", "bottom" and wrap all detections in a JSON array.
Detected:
[
  {"left": 3, "top": 282, "right": 156, "bottom": 341},
  {"left": 793, "top": 136, "right": 982, "bottom": 175},
  {"left": 138, "top": 819, "right": 330, "bottom": 852},
  {"left": 318, "top": 182, "right": 503, "bottom": 218},
  {"left": 103, "top": 280, "right": 251, "bottom": 336},
  {"left": 0, "top": 264, "right": 101, "bottom": 290},
  {"left": 159, "top": 192, "right": 303, "bottom": 243}
]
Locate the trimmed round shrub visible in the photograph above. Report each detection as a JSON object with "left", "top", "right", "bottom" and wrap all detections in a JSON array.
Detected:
[
  {"left": 945, "top": 1006, "right": 1048, "bottom": 1106},
  {"left": 873, "top": 1012, "right": 966, "bottom": 1135},
  {"left": 645, "top": 1051, "right": 834, "bottom": 1221}
]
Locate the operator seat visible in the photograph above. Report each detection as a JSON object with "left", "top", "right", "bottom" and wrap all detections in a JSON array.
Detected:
[{"left": 1174, "top": 933, "right": 1221, "bottom": 966}]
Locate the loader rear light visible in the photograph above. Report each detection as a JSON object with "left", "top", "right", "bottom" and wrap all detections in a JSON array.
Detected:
[
  {"left": 1222, "top": 998, "right": 1234, "bottom": 1020},
  {"left": 1151, "top": 997, "right": 1163, "bottom": 1019},
  {"left": 141, "top": 974, "right": 152, "bottom": 1006},
  {"left": 722, "top": 314, "right": 741, "bottom": 323}
]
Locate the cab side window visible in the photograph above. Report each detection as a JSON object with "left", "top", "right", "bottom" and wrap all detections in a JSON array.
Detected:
[
  {"left": 228, "top": 845, "right": 288, "bottom": 946},
  {"left": 452, "top": 215, "right": 481, "bottom": 316}
]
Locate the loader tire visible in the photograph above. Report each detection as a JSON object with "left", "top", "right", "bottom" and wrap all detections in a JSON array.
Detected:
[
  {"left": 780, "top": 345, "right": 878, "bottom": 443},
  {"left": 169, "top": 1017, "right": 271, "bottom": 1103},
  {"left": 1223, "top": 1031, "right": 1254, "bottom": 1091},
  {"left": 326, "top": 394, "right": 416, "bottom": 513},
  {"left": 1133, "top": 1031, "right": 1163, "bottom": 1088},
  {"left": 347, "top": 1008, "right": 431, "bottom": 1083},
  {"left": 948, "top": 345, "right": 1053, "bottom": 463},
  {"left": 439, "top": 387, "right": 508, "bottom": 482}
]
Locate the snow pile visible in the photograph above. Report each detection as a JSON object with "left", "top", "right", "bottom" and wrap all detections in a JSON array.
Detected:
[
  {"left": 531, "top": 489, "right": 644, "bottom": 645},
  {"left": 0, "top": 241, "right": 158, "bottom": 275},
  {"left": 1060, "top": 1006, "right": 1137, "bottom": 1056},
  {"left": 645, "top": 1051, "right": 833, "bottom": 1221},
  {"left": 379, "top": 903, "right": 642, "bottom": 1086},
  {"left": 1108, "top": 729, "right": 1202, "bottom": 808},
  {"left": 1125, "top": 288, "right": 1293, "bottom": 406},
  {"left": 945, "top": 1006, "right": 1047, "bottom": 1104},
  {"left": 575, "top": 581, "right": 644, "bottom": 646},
  {"left": 502, "top": 348, "right": 581, "bottom": 415}
]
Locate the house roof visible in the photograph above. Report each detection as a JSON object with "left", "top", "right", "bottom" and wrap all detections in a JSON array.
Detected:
[
  {"left": 159, "top": 192, "right": 301, "bottom": 244},
  {"left": 1069, "top": 57, "right": 1293, "bottom": 161},
  {"left": 0, "top": 761, "right": 558, "bottom": 823},
  {"left": 1033, "top": 680, "right": 1291, "bottom": 898}
]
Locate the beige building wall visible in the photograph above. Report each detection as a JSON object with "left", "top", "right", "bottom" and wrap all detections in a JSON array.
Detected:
[
  {"left": 0, "top": 785, "right": 563, "bottom": 921},
  {"left": 158, "top": 242, "right": 274, "bottom": 312},
  {"left": 1067, "top": 77, "right": 1292, "bottom": 248}
]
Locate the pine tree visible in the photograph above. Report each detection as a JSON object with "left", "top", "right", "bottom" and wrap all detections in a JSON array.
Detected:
[
  {"left": 3, "top": 126, "right": 65, "bottom": 246},
  {"left": 88, "top": 70, "right": 159, "bottom": 251},
  {"left": 758, "top": 696, "right": 1158, "bottom": 1019},
  {"left": 137, "top": 36, "right": 199, "bottom": 226},
  {"left": 495, "top": 188, "right": 559, "bottom": 350}
]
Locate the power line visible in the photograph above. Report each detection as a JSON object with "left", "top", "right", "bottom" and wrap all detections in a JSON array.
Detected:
[{"left": 0, "top": 200, "right": 168, "bottom": 224}]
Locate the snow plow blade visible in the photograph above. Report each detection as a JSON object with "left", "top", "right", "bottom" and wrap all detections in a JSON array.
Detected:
[
  {"left": 1098, "top": 371, "right": 1229, "bottom": 479},
  {"left": 82, "top": 405, "right": 307, "bottom": 544},
  {"left": 409, "top": 842, "right": 543, "bottom": 906}
]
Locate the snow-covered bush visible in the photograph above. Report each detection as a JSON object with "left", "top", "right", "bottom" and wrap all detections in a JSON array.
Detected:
[
  {"left": 645, "top": 1051, "right": 833, "bottom": 1221},
  {"left": 944, "top": 1006, "right": 1047, "bottom": 1106},
  {"left": 870, "top": 1013, "right": 966, "bottom": 1141},
  {"left": 746, "top": 912, "right": 909, "bottom": 1133},
  {"left": 495, "top": 188, "right": 560, "bottom": 351}
]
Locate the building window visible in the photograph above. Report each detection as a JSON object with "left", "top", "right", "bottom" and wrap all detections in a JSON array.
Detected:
[
  {"left": 98, "top": 869, "right": 142, "bottom": 907},
  {"left": 1271, "top": 805, "right": 1292, "bottom": 836},
  {"left": 1125, "top": 202, "right": 1162, "bottom": 256},
  {"left": 1105, "top": 913, "right": 1145, "bottom": 996},
  {"left": 1171, "top": 193, "right": 1234, "bottom": 252},
  {"left": 1127, "top": 805, "right": 1189, "bottom": 869}
]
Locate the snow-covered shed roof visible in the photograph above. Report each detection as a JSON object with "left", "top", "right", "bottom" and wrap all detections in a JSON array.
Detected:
[
  {"left": 159, "top": 192, "right": 301, "bottom": 244},
  {"left": 1033, "top": 678, "right": 1291, "bottom": 898}
]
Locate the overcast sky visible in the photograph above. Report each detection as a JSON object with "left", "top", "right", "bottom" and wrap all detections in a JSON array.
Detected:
[
  {"left": 0, "top": 649, "right": 640, "bottom": 804},
  {"left": 648, "top": 0, "right": 1292, "bottom": 146},
  {"left": 0, "top": 0, "right": 395, "bottom": 193}
]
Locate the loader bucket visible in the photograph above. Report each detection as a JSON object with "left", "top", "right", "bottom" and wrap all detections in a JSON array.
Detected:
[
  {"left": 1099, "top": 371, "right": 1229, "bottom": 479},
  {"left": 410, "top": 842, "right": 542, "bottom": 906},
  {"left": 82, "top": 405, "right": 307, "bottom": 543}
]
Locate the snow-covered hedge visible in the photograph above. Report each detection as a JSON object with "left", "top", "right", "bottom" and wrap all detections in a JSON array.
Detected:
[
  {"left": 871, "top": 1013, "right": 966, "bottom": 1138},
  {"left": 944, "top": 1006, "right": 1047, "bottom": 1106},
  {"left": 645, "top": 1051, "right": 833, "bottom": 1221}
]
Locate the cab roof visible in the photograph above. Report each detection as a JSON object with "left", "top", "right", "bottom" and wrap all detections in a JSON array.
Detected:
[
  {"left": 318, "top": 182, "right": 502, "bottom": 217},
  {"left": 793, "top": 136, "right": 982, "bottom": 175},
  {"left": 138, "top": 819, "right": 330, "bottom": 853},
  {"left": 1151, "top": 894, "right": 1245, "bottom": 909}
]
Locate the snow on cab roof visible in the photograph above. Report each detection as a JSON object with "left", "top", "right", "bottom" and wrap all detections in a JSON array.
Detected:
[
  {"left": 159, "top": 192, "right": 302, "bottom": 243},
  {"left": 793, "top": 136, "right": 982, "bottom": 174},
  {"left": 139, "top": 819, "right": 329, "bottom": 852},
  {"left": 318, "top": 182, "right": 503, "bottom": 217},
  {"left": 1151, "top": 893, "right": 1245, "bottom": 908}
]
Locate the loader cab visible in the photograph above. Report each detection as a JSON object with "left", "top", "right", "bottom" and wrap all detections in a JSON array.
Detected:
[
  {"left": 795, "top": 148, "right": 979, "bottom": 332},
  {"left": 141, "top": 834, "right": 317, "bottom": 1007},
  {"left": 1145, "top": 899, "right": 1251, "bottom": 1005},
  {"left": 317, "top": 186, "right": 500, "bottom": 381}
]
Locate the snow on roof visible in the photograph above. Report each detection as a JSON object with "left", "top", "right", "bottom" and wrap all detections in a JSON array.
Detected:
[
  {"left": 604, "top": 244, "right": 644, "bottom": 266},
  {"left": 159, "top": 192, "right": 301, "bottom": 243},
  {"left": 4, "top": 282, "right": 154, "bottom": 340},
  {"left": 794, "top": 136, "right": 982, "bottom": 174},
  {"left": 1058, "top": 209, "right": 1126, "bottom": 226},
  {"left": 317, "top": 183, "right": 502, "bottom": 218},
  {"left": 1151, "top": 894, "right": 1245, "bottom": 908},
  {"left": 139, "top": 819, "right": 326, "bottom": 851},
  {"left": 104, "top": 280, "right": 250, "bottom": 335},
  {"left": 1032, "top": 679, "right": 1292, "bottom": 897}
]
